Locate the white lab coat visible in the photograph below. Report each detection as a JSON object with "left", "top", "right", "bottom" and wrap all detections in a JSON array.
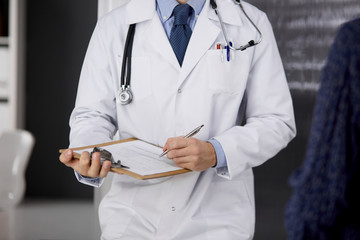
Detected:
[{"left": 69, "top": 0, "right": 296, "bottom": 239}]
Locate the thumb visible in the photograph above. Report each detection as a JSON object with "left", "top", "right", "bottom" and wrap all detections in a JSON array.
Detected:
[
  {"left": 60, "top": 149, "right": 74, "bottom": 165},
  {"left": 65, "top": 149, "right": 73, "bottom": 159}
]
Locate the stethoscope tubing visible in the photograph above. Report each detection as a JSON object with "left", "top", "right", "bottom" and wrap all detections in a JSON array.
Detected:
[
  {"left": 120, "top": 24, "right": 136, "bottom": 89},
  {"left": 210, "top": 0, "right": 262, "bottom": 51}
]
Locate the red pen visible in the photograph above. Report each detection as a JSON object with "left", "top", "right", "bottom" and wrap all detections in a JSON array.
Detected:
[{"left": 216, "top": 43, "right": 224, "bottom": 62}]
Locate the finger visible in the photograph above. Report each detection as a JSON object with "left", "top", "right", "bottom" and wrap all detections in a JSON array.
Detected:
[
  {"left": 78, "top": 151, "right": 91, "bottom": 175},
  {"left": 165, "top": 137, "right": 188, "bottom": 152},
  {"left": 167, "top": 138, "right": 199, "bottom": 159},
  {"left": 59, "top": 149, "right": 76, "bottom": 167},
  {"left": 163, "top": 137, "right": 175, "bottom": 151},
  {"left": 99, "top": 160, "right": 112, "bottom": 178},
  {"left": 172, "top": 155, "right": 190, "bottom": 165},
  {"left": 162, "top": 138, "right": 175, "bottom": 155},
  {"left": 166, "top": 145, "right": 192, "bottom": 159},
  {"left": 172, "top": 156, "right": 194, "bottom": 170},
  {"left": 88, "top": 152, "right": 102, "bottom": 177}
]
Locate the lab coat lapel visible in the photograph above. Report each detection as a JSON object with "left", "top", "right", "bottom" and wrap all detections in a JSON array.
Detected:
[
  {"left": 125, "top": 0, "right": 156, "bottom": 24},
  {"left": 148, "top": 14, "right": 180, "bottom": 71},
  {"left": 179, "top": 2, "right": 221, "bottom": 85},
  {"left": 128, "top": 0, "right": 180, "bottom": 70}
]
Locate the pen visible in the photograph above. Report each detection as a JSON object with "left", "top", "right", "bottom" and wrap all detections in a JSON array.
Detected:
[
  {"left": 159, "top": 124, "right": 204, "bottom": 158},
  {"left": 216, "top": 43, "right": 221, "bottom": 50},
  {"left": 227, "top": 41, "right": 232, "bottom": 62},
  {"left": 216, "top": 43, "right": 224, "bottom": 62},
  {"left": 226, "top": 44, "right": 229, "bottom": 62}
]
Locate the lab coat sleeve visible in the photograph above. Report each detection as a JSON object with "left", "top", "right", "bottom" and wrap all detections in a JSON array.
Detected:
[
  {"left": 214, "top": 12, "right": 296, "bottom": 179},
  {"left": 68, "top": 21, "right": 118, "bottom": 187}
]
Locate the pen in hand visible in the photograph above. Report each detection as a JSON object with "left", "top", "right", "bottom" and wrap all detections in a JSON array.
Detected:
[{"left": 159, "top": 124, "right": 204, "bottom": 158}]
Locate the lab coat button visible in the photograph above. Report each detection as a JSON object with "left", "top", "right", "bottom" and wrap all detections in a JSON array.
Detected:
[
  {"left": 177, "top": 89, "right": 182, "bottom": 94},
  {"left": 171, "top": 206, "right": 176, "bottom": 212}
]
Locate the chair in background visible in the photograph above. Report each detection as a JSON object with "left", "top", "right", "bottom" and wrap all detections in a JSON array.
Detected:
[{"left": 0, "top": 129, "right": 35, "bottom": 210}]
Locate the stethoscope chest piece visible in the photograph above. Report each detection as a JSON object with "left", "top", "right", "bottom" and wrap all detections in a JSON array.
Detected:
[{"left": 117, "top": 87, "right": 133, "bottom": 105}]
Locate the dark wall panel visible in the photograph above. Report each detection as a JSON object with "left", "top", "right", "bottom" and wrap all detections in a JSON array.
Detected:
[
  {"left": 0, "top": 0, "right": 9, "bottom": 36},
  {"left": 25, "top": 0, "right": 98, "bottom": 199}
]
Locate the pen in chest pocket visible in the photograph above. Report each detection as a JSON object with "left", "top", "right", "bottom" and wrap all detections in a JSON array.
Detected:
[
  {"left": 216, "top": 43, "right": 224, "bottom": 62},
  {"left": 226, "top": 41, "right": 234, "bottom": 62}
]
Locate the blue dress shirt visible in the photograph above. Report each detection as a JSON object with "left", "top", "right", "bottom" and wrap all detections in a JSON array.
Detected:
[{"left": 156, "top": 0, "right": 205, "bottom": 38}]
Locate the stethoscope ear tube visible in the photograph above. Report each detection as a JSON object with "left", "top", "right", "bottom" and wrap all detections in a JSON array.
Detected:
[
  {"left": 210, "top": 0, "right": 262, "bottom": 51},
  {"left": 210, "top": 0, "right": 217, "bottom": 9}
]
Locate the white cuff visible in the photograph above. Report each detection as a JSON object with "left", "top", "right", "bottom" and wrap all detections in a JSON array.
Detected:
[{"left": 74, "top": 170, "right": 104, "bottom": 188}]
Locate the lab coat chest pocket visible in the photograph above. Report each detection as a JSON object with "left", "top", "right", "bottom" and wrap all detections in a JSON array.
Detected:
[
  {"left": 118, "top": 55, "right": 152, "bottom": 101},
  {"left": 206, "top": 49, "right": 250, "bottom": 94}
]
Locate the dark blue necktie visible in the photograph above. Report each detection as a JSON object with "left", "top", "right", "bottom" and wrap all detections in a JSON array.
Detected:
[{"left": 169, "top": 4, "right": 193, "bottom": 66}]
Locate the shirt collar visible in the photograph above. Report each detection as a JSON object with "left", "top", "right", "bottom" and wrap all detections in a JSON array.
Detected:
[{"left": 156, "top": 0, "right": 206, "bottom": 21}]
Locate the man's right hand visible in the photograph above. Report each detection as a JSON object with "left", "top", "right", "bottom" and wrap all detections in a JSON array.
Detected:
[{"left": 59, "top": 149, "right": 112, "bottom": 178}]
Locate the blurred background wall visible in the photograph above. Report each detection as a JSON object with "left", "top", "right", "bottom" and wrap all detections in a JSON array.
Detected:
[
  {"left": 24, "top": 0, "right": 98, "bottom": 199},
  {"left": 21, "top": 0, "right": 360, "bottom": 239}
]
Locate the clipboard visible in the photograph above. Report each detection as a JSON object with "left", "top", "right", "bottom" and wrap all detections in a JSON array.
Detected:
[{"left": 59, "top": 138, "right": 191, "bottom": 180}]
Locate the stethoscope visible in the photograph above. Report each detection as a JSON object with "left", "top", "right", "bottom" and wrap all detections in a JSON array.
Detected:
[
  {"left": 117, "top": 23, "right": 136, "bottom": 105},
  {"left": 210, "top": 0, "right": 262, "bottom": 51},
  {"left": 117, "top": 0, "right": 263, "bottom": 105}
]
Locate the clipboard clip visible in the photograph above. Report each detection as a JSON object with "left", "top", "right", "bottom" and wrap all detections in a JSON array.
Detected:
[{"left": 91, "top": 147, "right": 129, "bottom": 169}]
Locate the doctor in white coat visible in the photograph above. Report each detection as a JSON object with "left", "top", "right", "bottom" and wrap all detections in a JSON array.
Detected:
[{"left": 60, "top": 0, "right": 296, "bottom": 239}]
